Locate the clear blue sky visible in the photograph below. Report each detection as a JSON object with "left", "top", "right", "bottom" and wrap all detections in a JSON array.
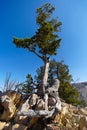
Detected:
[{"left": 0, "top": 0, "right": 87, "bottom": 88}]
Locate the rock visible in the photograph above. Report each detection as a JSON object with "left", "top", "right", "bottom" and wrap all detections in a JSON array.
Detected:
[
  {"left": 0, "top": 121, "right": 6, "bottom": 129},
  {"left": 78, "top": 116, "right": 87, "bottom": 129},
  {"left": 18, "top": 98, "right": 30, "bottom": 112},
  {"left": 15, "top": 97, "right": 30, "bottom": 125},
  {"left": 79, "top": 108, "right": 87, "bottom": 116},
  {"left": 12, "top": 124, "right": 27, "bottom": 130},
  {"left": 46, "top": 124, "right": 60, "bottom": 130},
  {"left": 0, "top": 122, "right": 11, "bottom": 130},
  {"left": 15, "top": 115, "right": 29, "bottom": 125},
  {"left": 1, "top": 90, "right": 87, "bottom": 129},
  {"left": 6, "top": 91, "right": 21, "bottom": 107},
  {"left": 61, "top": 102, "right": 69, "bottom": 115},
  {"left": 28, "top": 117, "right": 39, "bottom": 128},
  {"left": 83, "top": 127, "right": 87, "bottom": 130},
  {"left": 0, "top": 95, "right": 16, "bottom": 121},
  {"left": 3, "top": 122, "right": 12, "bottom": 130},
  {"left": 27, "top": 118, "right": 45, "bottom": 130}
]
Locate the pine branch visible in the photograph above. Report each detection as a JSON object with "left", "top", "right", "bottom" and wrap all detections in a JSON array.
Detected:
[{"left": 30, "top": 49, "right": 43, "bottom": 60}]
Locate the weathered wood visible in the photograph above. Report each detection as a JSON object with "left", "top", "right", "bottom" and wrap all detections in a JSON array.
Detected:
[
  {"left": 44, "top": 93, "right": 48, "bottom": 110},
  {"left": 41, "top": 57, "right": 50, "bottom": 96},
  {"left": 17, "top": 97, "right": 61, "bottom": 119},
  {"left": 37, "top": 57, "right": 50, "bottom": 98},
  {"left": 42, "top": 58, "right": 50, "bottom": 88},
  {"left": 17, "top": 109, "right": 55, "bottom": 118}
]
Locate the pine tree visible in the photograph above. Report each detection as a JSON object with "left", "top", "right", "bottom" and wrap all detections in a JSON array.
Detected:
[
  {"left": 17, "top": 74, "right": 33, "bottom": 95},
  {"left": 35, "top": 59, "right": 82, "bottom": 106},
  {"left": 13, "top": 3, "right": 62, "bottom": 96}
]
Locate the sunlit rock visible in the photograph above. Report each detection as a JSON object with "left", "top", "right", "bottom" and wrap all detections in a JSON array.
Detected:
[
  {"left": 0, "top": 95, "right": 16, "bottom": 121},
  {"left": 0, "top": 121, "right": 6, "bottom": 129},
  {"left": 11, "top": 124, "right": 28, "bottom": 130},
  {"left": 6, "top": 90, "right": 21, "bottom": 107}
]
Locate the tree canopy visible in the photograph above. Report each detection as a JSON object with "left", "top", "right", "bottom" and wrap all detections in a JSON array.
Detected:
[{"left": 13, "top": 3, "right": 62, "bottom": 60}]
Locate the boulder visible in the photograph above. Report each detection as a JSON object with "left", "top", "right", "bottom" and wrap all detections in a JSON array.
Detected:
[
  {"left": 0, "top": 95, "right": 16, "bottom": 121},
  {"left": 0, "top": 90, "right": 87, "bottom": 129},
  {"left": 46, "top": 124, "right": 60, "bottom": 130},
  {"left": 79, "top": 108, "right": 87, "bottom": 116},
  {"left": 0, "top": 121, "right": 6, "bottom": 129},
  {"left": 6, "top": 91, "right": 21, "bottom": 106},
  {"left": 2, "top": 122, "right": 12, "bottom": 130},
  {"left": 15, "top": 115, "right": 29, "bottom": 125},
  {"left": 18, "top": 98, "right": 30, "bottom": 112},
  {"left": 11, "top": 124, "right": 27, "bottom": 130}
]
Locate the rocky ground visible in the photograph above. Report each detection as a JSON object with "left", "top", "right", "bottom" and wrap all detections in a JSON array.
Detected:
[{"left": 0, "top": 90, "right": 87, "bottom": 130}]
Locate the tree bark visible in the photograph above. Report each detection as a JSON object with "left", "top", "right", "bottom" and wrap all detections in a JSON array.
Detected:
[
  {"left": 37, "top": 56, "right": 50, "bottom": 98},
  {"left": 37, "top": 57, "right": 50, "bottom": 110},
  {"left": 17, "top": 99, "right": 61, "bottom": 119},
  {"left": 17, "top": 109, "right": 55, "bottom": 118},
  {"left": 42, "top": 57, "right": 50, "bottom": 94},
  {"left": 44, "top": 93, "right": 48, "bottom": 110},
  {"left": 42, "top": 57, "right": 50, "bottom": 110}
]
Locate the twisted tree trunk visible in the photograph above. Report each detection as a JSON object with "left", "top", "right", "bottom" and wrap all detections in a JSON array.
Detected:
[
  {"left": 37, "top": 56, "right": 50, "bottom": 110},
  {"left": 42, "top": 57, "right": 50, "bottom": 94},
  {"left": 42, "top": 57, "right": 50, "bottom": 110}
]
